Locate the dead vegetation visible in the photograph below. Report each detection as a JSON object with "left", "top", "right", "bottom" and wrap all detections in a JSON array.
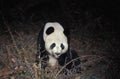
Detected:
[{"left": 0, "top": 25, "right": 110, "bottom": 79}]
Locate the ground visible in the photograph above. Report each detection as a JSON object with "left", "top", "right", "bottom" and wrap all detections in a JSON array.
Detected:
[{"left": 0, "top": 0, "right": 120, "bottom": 79}]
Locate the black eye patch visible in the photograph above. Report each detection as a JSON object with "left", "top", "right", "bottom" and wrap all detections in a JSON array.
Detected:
[
  {"left": 61, "top": 43, "right": 64, "bottom": 50},
  {"left": 46, "top": 27, "right": 54, "bottom": 35},
  {"left": 50, "top": 43, "right": 56, "bottom": 49}
]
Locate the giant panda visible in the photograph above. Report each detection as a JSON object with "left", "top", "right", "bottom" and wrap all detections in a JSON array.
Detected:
[{"left": 36, "top": 22, "right": 80, "bottom": 72}]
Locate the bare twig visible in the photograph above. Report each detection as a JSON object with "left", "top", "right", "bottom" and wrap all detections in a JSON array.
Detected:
[
  {"left": 33, "top": 63, "right": 38, "bottom": 79},
  {"left": 7, "top": 26, "right": 21, "bottom": 54},
  {"left": 6, "top": 46, "right": 12, "bottom": 69},
  {"left": 55, "top": 57, "right": 81, "bottom": 78}
]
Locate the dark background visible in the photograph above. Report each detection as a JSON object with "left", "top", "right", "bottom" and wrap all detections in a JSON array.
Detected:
[
  {"left": 0, "top": 0, "right": 119, "bottom": 32},
  {"left": 0, "top": 0, "right": 120, "bottom": 79}
]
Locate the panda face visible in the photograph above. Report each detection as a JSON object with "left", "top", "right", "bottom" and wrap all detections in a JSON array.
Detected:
[{"left": 43, "top": 22, "right": 68, "bottom": 58}]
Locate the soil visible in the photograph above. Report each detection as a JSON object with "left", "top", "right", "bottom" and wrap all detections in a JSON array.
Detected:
[{"left": 0, "top": 0, "right": 120, "bottom": 79}]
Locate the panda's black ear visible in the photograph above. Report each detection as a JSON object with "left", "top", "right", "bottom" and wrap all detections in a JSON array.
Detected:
[
  {"left": 64, "top": 28, "right": 70, "bottom": 38},
  {"left": 46, "top": 27, "right": 54, "bottom": 35}
]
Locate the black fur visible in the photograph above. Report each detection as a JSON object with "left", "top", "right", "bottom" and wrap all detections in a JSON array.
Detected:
[
  {"left": 35, "top": 25, "right": 47, "bottom": 67},
  {"left": 35, "top": 22, "right": 81, "bottom": 72},
  {"left": 46, "top": 27, "right": 54, "bottom": 35}
]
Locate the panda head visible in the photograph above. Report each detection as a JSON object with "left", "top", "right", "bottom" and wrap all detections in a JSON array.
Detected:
[{"left": 43, "top": 22, "right": 68, "bottom": 58}]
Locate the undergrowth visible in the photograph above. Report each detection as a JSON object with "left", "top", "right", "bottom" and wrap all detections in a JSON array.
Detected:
[
  {"left": 0, "top": 26, "right": 109, "bottom": 79},
  {"left": 0, "top": 27, "right": 82, "bottom": 79}
]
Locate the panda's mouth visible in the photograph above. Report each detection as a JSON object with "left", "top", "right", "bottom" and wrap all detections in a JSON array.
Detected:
[{"left": 51, "top": 53, "right": 61, "bottom": 58}]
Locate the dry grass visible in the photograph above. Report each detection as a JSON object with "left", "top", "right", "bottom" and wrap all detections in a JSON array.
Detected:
[
  {"left": 0, "top": 26, "right": 110, "bottom": 79},
  {"left": 0, "top": 27, "right": 37, "bottom": 79},
  {"left": 0, "top": 27, "right": 81, "bottom": 79}
]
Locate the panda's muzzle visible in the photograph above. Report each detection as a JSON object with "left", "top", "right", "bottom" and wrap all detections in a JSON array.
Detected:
[
  {"left": 54, "top": 53, "right": 61, "bottom": 58},
  {"left": 55, "top": 53, "right": 61, "bottom": 56},
  {"left": 51, "top": 52, "right": 61, "bottom": 58}
]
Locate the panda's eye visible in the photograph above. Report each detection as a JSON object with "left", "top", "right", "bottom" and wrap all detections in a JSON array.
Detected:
[
  {"left": 61, "top": 43, "right": 64, "bottom": 50},
  {"left": 50, "top": 43, "right": 56, "bottom": 49}
]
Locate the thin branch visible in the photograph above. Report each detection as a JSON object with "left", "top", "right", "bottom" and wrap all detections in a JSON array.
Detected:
[
  {"left": 7, "top": 26, "right": 21, "bottom": 54},
  {"left": 6, "top": 46, "right": 12, "bottom": 69},
  {"left": 55, "top": 57, "right": 81, "bottom": 78}
]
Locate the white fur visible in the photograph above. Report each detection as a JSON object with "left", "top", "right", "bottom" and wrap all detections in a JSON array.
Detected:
[
  {"left": 48, "top": 55, "right": 57, "bottom": 66},
  {"left": 45, "top": 33, "right": 68, "bottom": 57},
  {"left": 43, "top": 22, "right": 68, "bottom": 66},
  {"left": 43, "top": 22, "right": 64, "bottom": 40}
]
